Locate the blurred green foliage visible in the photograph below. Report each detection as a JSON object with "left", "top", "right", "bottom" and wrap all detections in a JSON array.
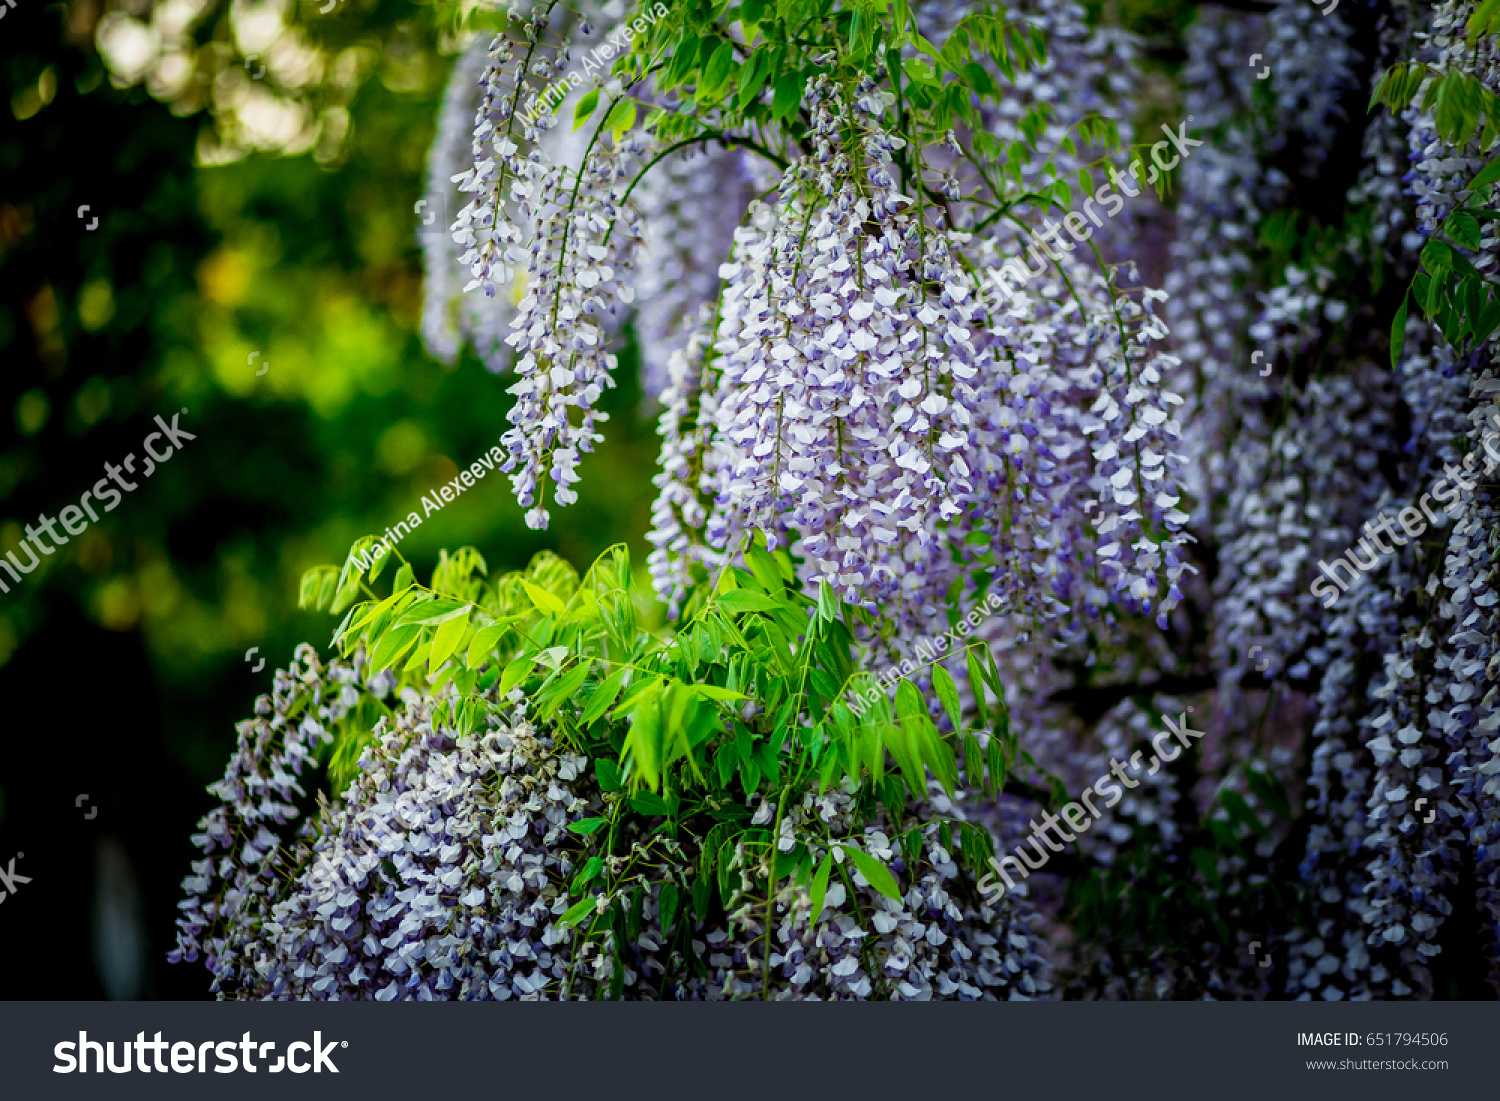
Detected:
[{"left": 1, "top": 0, "right": 660, "bottom": 786}]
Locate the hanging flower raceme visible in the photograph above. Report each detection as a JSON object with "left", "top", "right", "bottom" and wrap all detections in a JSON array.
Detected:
[
  {"left": 680, "top": 76, "right": 985, "bottom": 620},
  {"left": 498, "top": 120, "right": 650, "bottom": 528},
  {"left": 447, "top": 2, "right": 653, "bottom": 529},
  {"left": 1074, "top": 280, "right": 1193, "bottom": 628}
]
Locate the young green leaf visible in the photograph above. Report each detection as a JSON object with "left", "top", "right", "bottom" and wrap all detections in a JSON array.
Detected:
[
  {"left": 838, "top": 843, "right": 901, "bottom": 900},
  {"left": 932, "top": 665, "right": 963, "bottom": 730},
  {"left": 536, "top": 658, "right": 593, "bottom": 721},
  {"left": 691, "top": 684, "right": 747, "bottom": 701},
  {"left": 465, "top": 620, "right": 512, "bottom": 670},
  {"left": 809, "top": 852, "right": 833, "bottom": 924},
  {"left": 369, "top": 623, "right": 420, "bottom": 674},
  {"left": 582, "top": 666, "right": 630, "bottom": 724},
  {"left": 718, "top": 589, "right": 780, "bottom": 614},
  {"left": 573, "top": 88, "right": 600, "bottom": 130},
  {"left": 497, "top": 652, "right": 539, "bottom": 698},
  {"left": 559, "top": 897, "right": 597, "bottom": 928},
  {"left": 395, "top": 598, "right": 470, "bottom": 628},
  {"left": 522, "top": 580, "right": 567, "bottom": 615},
  {"left": 427, "top": 609, "right": 470, "bottom": 671}
]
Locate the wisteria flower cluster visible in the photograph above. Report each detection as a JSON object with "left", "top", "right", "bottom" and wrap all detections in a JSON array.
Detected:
[
  {"left": 421, "top": 0, "right": 1190, "bottom": 647},
  {"left": 165, "top": 0, "right": 1500, "bottom": 1001},
  {"left": 175, "top": 544, "right": 1053, "bottom": 999}
]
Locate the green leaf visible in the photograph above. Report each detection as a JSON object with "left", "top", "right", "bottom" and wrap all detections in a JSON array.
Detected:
[
  {"left": 582, "top": 666, "right": 630, "bottom": 724},
  {"left": 809, "top": 853, "right": 833, "bottom": 924},
  {"left": 903, "top": 56, "right": 938, "bottom": 87},
  {"left": 665, "top": 32, "right": 701, "bottom": 88},
  {"left": 395, "top": 598, "right": 470, "bottom": 627},
  {"left": 596, "top": 757, "right": 623, "bottom": 792},
  {"left": 743, "top": 537, "right": 785, "bottom": 595},
  {"left": 367, "top": 543, "right": 394, "bottom": 582},
  {"left": 740, "top": 0, "right": 765, "bottom": 28},
  {"left": 816, "top": 578, "right": 837, "bottom": 624},
  {"left": 739, "top": 755, "right": 761, "bottom": 795},
  {"left": 497, "top": 652, "right": 539, "bottom": 698},
  {"left": 427, "top": 609, "right": 470, "bottom": 671},
  {"left": 771, "top": 71, "right": 805, "bottom": 121},
  {"left": 1475, "top": 155, "right": 1500, "bottom": 197},
  {"left": 891, "top": 0, "right": 912, "bottom": 44},
  {"left": 962, "top": 60, "right": 997, "bottom": 97},
  {"left": 1473, "top": 298, "right": 1500, "bottom": 346},
  {"left": 964, "top": 647, "right": 988, "bottom": 707},
  {"left": 1447, "top": 209, "right": 1483, "bottom": 249},
  {"left": 522, "top": 580, "right": 566, "bottom": 615},
  {"left": 559, "top": 897, "right": 596, "bottom": 928},
  {"left": 659, "top": 880, "right": 680, "bottom": 932},
  {"left": 624, "top": 688, "right": 666, "bottom": 791},
  {"left": 299, "top": 565, "right": 338, "bottom": 611},
  {"left": 1470, "top": 0, "right": 1500, "bottom": 48},
  {"left": 605, "top": 99, "right": 637, "bottom": 139},
  {"left": 962, "top": 732, "right": 983, "bottom": 787},
  {"left": 392, "top": 562, "right": 414, "bottom": 593},
  {"left": 536, "top": 657, "right": 593, "bottom": 721},
  {"left": 465, "top": 620, "right": 511, "bottom": 670},
  {"left": 691, "top": 684, "right": 746, "bottom": 701},
  {"left": 1425, "top": 266, "right": 1445, "bottom": 314},
  {"left": 718, "top": 589, "right": 779, "bottom": 614},
  {"left": 932, "top": 665, "right": 963, "bottom": 729},
  {"left": 567, "top": 816, "right": 609, "bottom": 836},
  {"left": 878, "top": 716, "right": 924, "bottom": 795},
  {"left": 1189, "top": 847, "right": 1221, "bottom": 888},
  {"left": 572, "top": 856, "right": 604, "bottom": 891},
  {"left": 630, "top": 791, "right": 672, "bottom": 816},
  {"left": 699, "top": 40, "right": 736, "bottom": 99},
  {"left": 985, "top": 732, "right": 1007, "bottom": 797},
  {"left": 838, "top": 843, "right": 901, "bottom": 900},
  {"left": 573, "top": 88, "right": 600, "bottom": 130},
  {"left": 369, "top": 623, "right": 420, "bottom": 674},
  {"left": 736, "top": 48, "right": 771, "bottom": 109},
  {"left": 1391, "top": 290, "right": 1410, "bottom": 370},
  {"left": 1244, "top": 766, "right": 1291, "bottom": 821},
  {"left": 1220, "top": 790, "right": 1268, "bottom": 837}
]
